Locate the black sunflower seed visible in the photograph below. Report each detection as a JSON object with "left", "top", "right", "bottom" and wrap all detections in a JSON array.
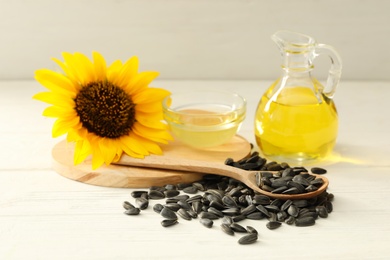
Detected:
[
  {"left": 160, "top": 207, "right": 178, "bottom": 220},
  {"left": 123, "top": 201, "right": 135, "bottom": 210},
  {"left": 238, "top": 233, "right": 258, "bottom": 245},
  {"left": 230, "top": 223, "right": 247, "bottom": 233},
  {"left": 124, "top": 208, "right": 140, "bottom": 215},
  {"left": 221, "top": 224, "right": 235, "bottom": 236},
  {"left": 295, "top": 217, "right": 316, "bottom": 227},
  {"left": 200, "top": 218, "right": 213, "bottom": 228},
  {"left": 311, "top": 167, "right": 327, "bottom": 175},
  {"left": 266, "top": 221, "right": 282, "bottom": 230},
  {"left": 161, "top": 219, "right": 178, "bottom": 227}
]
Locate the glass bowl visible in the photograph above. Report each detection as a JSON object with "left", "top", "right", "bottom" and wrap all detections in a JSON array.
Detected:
[{"left": 162, "top": 90, "right": 246, "bottom": 148}]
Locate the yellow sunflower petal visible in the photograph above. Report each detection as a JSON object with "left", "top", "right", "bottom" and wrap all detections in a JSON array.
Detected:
[
  {"left": 132, "top": 88, "right": 170, "bottom": 105},
  {"left": 33, "top": 92, "right": 75, "bottom": 108},
  {"left": 74, "top": 52, "right": 96, "bottom": 83},
  {"left": 60, "top": 53, "right": 84, "bottom": 85},
  {"left": 52, "top": 57, "right": 80, "bottom": 88},
  {"left": 91, "top": 150, "right": 105, "bottom": 169},
  {"left": 132, "top": 122, "right": 172, "bottom": 143},
  {"left": 135, "top": 112, "right": 167, "bottom": 129},
  {"left": 107, "top": 60, "right": 123, "bottom": 84},
  {"left": 120, "top": 141, "right": 145, "bottom": 159},
  {"left": 52, "top": 117, "right": 80, "bottom": 138},
  {"left": 43, "top": 105, "right": 76, "bottom": 118},
  {"left": 124, "top": 71, "right": 159, "bottom": 95},
  {"left": 120, "top": 133, "right": 149, "bottom": 156},
  {"left": 115, "top": 56, "right": 139, "bottom": 87},
  {"left": 67, "top": 129, "right": 82, "bottom": 142},
  {"left": 135, "top": 102, "right": 165, "bottom": 113},
  {"left": 132, "top": 134, "right": 163, "bottom": 155},
  {"left": 74, "top": 140, "right": 92, "bottom": 165},
  {"left": 136, "top": 110, "right": 164, "bottom": 121},
  {"left": 35, "top": 69, "right": 77, "bottom": 96},
  {"left": 92, "top": 51, "right": 107, "bottom": 81},
  {"left": 98, "top": 138, "right": 118, "bottom": 165},
  {"left": 87, "top": 138, "right": 105, "bottom": 169}
]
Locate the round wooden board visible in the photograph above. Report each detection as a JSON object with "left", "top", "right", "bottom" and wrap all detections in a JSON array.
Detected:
[{"left": 52, "top": 135, "right": 251, "bottom": 188}]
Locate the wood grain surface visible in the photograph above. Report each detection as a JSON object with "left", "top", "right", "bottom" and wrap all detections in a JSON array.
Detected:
[{"left": 52, "top": 135, "right": 251, "bottom": 188}]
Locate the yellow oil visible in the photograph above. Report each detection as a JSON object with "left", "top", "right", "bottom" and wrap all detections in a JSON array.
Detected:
[
  {"left": 254, "top": 85, "right": 338, "bottom": 161},
  {"left": 167, "top": 109, "right": 243, "bottom": 148}
]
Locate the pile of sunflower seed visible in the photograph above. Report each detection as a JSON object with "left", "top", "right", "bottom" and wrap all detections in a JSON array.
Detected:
[{"left": 123, "top": 152, "right": 333, "bottom": 245}]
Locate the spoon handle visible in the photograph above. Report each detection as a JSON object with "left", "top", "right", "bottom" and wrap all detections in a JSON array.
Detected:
[{"left": 115, "top": 154, "right": 246, "bottom": 180}]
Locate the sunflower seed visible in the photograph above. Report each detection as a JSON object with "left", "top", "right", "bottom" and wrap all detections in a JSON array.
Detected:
[
  {"left": 238, "top": 233, "right": 258, "bottom": 245},
  {"left": 277, "top": 211, "right": 288, "bottom": 222},
  {"left": 311, "top": 167, "right": 327, "bottom": 175},
  {"left": 266, "top": 221, "right": 282, "bottom": 230},
  {"left": 240, "top": 204, "right": 257, "bottom": 216},
  {"left": 187, "top": 209, "right": 198, "bottom": 219},
  {"left": 305, "top": 185, "right": 318, "bottom": 192},
  {"left": 153, "top": 203, "right": 164, "bottom": 214},
  {"left": 230, "top": 223, "right": 247, "bottom": 233},
  {"left": 208, "top": 207, "right": 224, "bottom": 218},
  {"left": 164, "top": 203, "right": 181, "bottom": 212},
  {"left": 200, "top": 212, "right": 220, "bottom": 220},
  {"left": 295, "top": 216, "right": 315, "bottom": 227},
  {"left": 222, "top": 207, "right": 240, "bottom": 216},
  {"left": 292, "top": 175, "right": 310, "bottom": 187},
  {"left": 285, "top": 216, "right": 295, "bottom": 225},
  {"left": 252, "top": 195, "right": 271, "bottom": 205},
  {"left": 325, "top": 201, "right": 333, "bottom": 213},
  {"left": 164, "top": 189, "right": 180, "bottom": 198},
  {"left": 287, "top": 204, "right": 299, "bottom": 217},
  {"left": 200, "top": 218, "right": 213, "bottom": 228},
  {"left": 232, "top": 214, "right": 246, "bottom": 222},
  {"left": 192, "top": 182, "right": 205, "bottom": 192},
  {"left": 183, "top": 186, "right": 198, "bottom": 194},
  {"left": 316, "top": 206, "right": 329, "bottom": 218},
  {"left": 124, "top": 208, "right": 140, "bottom": 215},
  {"left": 161, "top": 219, "right": 178, "bottom": 227},
  {"left": 292, "top": 199, "right": 308, "bottom": 208},
  {"left": 177, "top": 200, "right": 192, "bottom": 211},
  {"left": 271, "top": 186, "right": 288, "bottom": 193},
  {"left": 172, "top": 195, "right": 190, "bottom": 201},
  {"left": 123, "top": 201, "right": 135, "bottom": 210},
  {"left": 222, "top": 195, "right": 238, "bottom": 208},
  {"left": 160, "top": 207, "right": 178, "bottom": 220},
  {"left": 256, "top": 205, "right": 270, "bottom": 218},
  {"left": 246, "top": 226, "right": 258, "bottom": 234},
  {"left": 177, "top": 208, "right": 192, "bottom": 221},
  {"left": 246, "top": 212, "right": 264, "bottom": 220},
  {"left": 221, "top": 224, "right": 235, "bottom": 236},
  {"left": 148, "top": 190, "right": 165, "bottom": 200},
  {"left": 135, "top": 197, "right": 149, "bottom": 210},
  {"left": 192, "top": 200, "right": 203, "bottom": 214},
  {"left": 280, "top": 200, "right": 292, "bottom": 211},
  {"left": 221, "top": 216, "right": 233, "bottom": 225},
  {"left": 282, "top": 187, "right": 300, "bottom": 194},
  {"left": 131, "top": 191, "right": 148, "bottom": 198}
]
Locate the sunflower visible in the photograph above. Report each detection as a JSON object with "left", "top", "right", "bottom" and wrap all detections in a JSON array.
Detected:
[{"left": 34, "top": 51, "right": 172, "bottom": 169}]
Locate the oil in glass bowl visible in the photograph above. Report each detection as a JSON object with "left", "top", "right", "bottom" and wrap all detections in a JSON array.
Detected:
[{"left": 163, "top": 91, "right": 246, "bottom": 149}]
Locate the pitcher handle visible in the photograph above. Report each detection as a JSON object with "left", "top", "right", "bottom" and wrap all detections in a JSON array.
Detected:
[{"left": 315, "top": 44, "right": 342, "bottom": 98}]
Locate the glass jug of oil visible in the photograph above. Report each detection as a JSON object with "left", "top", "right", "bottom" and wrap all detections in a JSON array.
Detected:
[{"left": 254, "top": 31, "right": 342, "bottom": 162}]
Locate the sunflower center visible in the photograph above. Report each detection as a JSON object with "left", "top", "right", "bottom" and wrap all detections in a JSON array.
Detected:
[{"left": 74, "top": 81, "right": 136, "bottom": 138}]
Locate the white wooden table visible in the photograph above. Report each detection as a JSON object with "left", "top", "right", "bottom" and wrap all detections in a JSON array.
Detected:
[{"left": 1, "top": 80, "right": 389, "bottom": 259}]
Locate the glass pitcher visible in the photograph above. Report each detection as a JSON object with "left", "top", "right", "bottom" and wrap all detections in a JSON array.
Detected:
[{"left": 254, "top": 31, "right": 342, "bottom": 162}]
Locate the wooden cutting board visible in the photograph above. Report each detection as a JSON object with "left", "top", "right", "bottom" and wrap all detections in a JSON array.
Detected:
[{"left": 52, "top": 135, "right": 251, "bottom": 188}]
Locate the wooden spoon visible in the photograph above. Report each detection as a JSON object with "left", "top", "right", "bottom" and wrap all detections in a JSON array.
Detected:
[{"left": 116, "top": 152, "right": 329, "bottom": 200}]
